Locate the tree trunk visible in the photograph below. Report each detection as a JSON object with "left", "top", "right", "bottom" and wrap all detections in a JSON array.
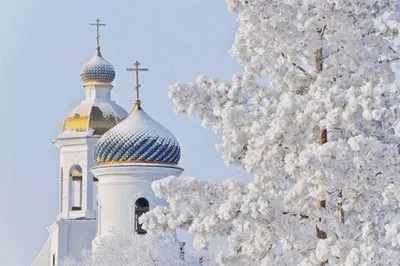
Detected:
[
  {"left": 316, "top": 47, "right": 323, "bottom": 73},
  {"left": 315, "top": 26, "right": 345, "bottom": 235},
  {"left": 315, "top": 199, "right": 327, "bottom": 239},
  {"left": 316, "top": 26, "right": 328, "bottom": 241}
]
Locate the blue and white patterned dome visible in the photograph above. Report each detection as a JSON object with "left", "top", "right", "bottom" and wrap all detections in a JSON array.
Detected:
[
  {"left": 80, "top": 48, "right": 115, "bottom": 84},
  {"left": 94, "top": 105, "right": 181, "bottom": 165}
]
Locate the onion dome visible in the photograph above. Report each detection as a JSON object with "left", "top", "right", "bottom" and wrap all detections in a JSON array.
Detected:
[
  {"left": 61, "top": 101, "right": 128, "bottom": 136},
  {"left": 80, "top": 47, "right": 116, "bottom": 84},
  {"left": 94, "top": 104, "right": 181, "bottom": 165}
]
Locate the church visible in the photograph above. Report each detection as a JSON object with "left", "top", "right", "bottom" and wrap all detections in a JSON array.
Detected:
[{"left": 32, "top": 19, "right": 184, "bottom": 266}]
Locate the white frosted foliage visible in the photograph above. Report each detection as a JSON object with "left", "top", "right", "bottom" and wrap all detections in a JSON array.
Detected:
[
  {"left": 141, "top": 0, "right": 400, "bottom": 265},
  {"left": 60, "top": 233, "right": 201, "bottom": 266}
]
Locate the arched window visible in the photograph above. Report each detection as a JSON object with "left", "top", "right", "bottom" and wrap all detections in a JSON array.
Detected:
[
  {"left": 70, "top": 165, "right": 83, "bottom": 211},
  {"left": 134, "top": 198, "right": 149, "bottom": 234}
]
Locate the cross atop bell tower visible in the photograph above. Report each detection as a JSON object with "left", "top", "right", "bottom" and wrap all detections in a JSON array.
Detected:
[{"left": 90, "top": 18, "right": 106, "bottom": 48}]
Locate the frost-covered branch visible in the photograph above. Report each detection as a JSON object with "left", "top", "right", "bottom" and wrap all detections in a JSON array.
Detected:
[
  {"left": 144, "top": 1, "right": 400, "bottom": 265},
  {"left": 60, "top": 233, "right": 205, "bottom": 266},
  {"left": 281, "top": 52, "right": 311, "bottom": 76}
]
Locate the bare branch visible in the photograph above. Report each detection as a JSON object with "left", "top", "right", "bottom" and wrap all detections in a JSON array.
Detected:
[
  {"left": 322, "top": 48, "right": 340, "bottom": 60},
  {"left": 379, "top": 57, "right": 400, "bottom": 63},
  {"left": 353, "top": 232, "right": 362, "bottom": 241},
  {"left": 362, "top": 30, "right": 377, "bottom": 37},
  {"left": 281, "top": 53, "right": 310, "bottom": 76},
  {"left": 379, "top": 46, "right": 400, "bottom": 63},
  {"left": 315, "top": 26, "right": 327, "bottom": 74},
  {"left": 292, "top": 62, "right": 309, "bottom": 74},
  {"left": 389, "top": 46, "right": 398, "bottom": 55},
  {"left": 319, "top": 25, "right": 327, "bottom": 38}
]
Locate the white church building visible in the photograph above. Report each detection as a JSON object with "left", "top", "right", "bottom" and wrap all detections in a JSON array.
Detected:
[{"left": 33, "top": 20, "right": 184, "bottom": 266}]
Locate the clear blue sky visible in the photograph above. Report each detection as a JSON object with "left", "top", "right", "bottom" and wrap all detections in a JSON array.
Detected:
[{"left": 0, "top": 1, "right": 250, "bottom": 265}]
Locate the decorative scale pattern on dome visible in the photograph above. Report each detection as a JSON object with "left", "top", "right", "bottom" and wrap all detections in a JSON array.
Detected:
[
  {"left": 80, "top": 48, "right": 115, "bottom": 84},
  {"left": 94, "top": 106, "right": 181, "bottom": 165}
]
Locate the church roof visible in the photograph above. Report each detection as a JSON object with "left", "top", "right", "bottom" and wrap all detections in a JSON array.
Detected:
[
  {"left": 61, "top": 101, "right": 128, "bottom": 136},
  {"left": 94, "top": 104, "right": 181, "bottom": 165}
]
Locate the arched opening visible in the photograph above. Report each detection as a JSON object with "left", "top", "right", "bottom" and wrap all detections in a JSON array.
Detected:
[
  {"left": 134, "top": 198, "right": 149, "bottom": 234},
  {"left": 69, "top": 165, "right": 83, "bottom": 211}
]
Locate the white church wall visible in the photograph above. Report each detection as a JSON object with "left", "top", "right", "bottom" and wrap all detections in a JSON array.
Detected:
[
  {"left": 86, "top": 138, "right": 98, "bottom": 215},
  {"left": 32, "top": 237, "right": 51, "bottom": 266},
  {"left": 84, "top": 86, "right": 111, "bottom": 101},
  {"left": 91, "top": 164, "right": 184, "bottom": 236},
  {"left": 36, "top": 220, "right": 97, "bottom": 266},
  {"left": 93, "top": 182, "right": 98, "bottom": 210},
  {"left": 59, "top": 167, "right": 64, "bottom": 215},
  {"left": 66, "top": 220, "right": 97, "bottom": 262},
  {"left": 49, "top": 222, "right": 60, "bottom": 266}
]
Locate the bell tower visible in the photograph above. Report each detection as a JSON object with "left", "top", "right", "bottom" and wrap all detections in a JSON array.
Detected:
[
  {"left": 54, "top": 18, "right": 128, "bottom": 220},
  {"left": 54, "top": 134, "right": 101, "bottom": 220},
  {"left": 33, "top": 19, "right": 128, "bottom": 266}
]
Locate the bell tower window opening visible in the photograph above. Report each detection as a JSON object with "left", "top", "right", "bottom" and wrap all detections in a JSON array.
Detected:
[
  {"left": 70, "top": 165, "right": 83, "bottom": 211},
  {"left": 134, "top": 198, "right": 149, "bottom": 234}
]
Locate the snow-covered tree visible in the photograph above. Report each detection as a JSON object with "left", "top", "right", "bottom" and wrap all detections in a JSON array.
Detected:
[
  {"left": 141, "top": 1, "right": 400, "bottom": 265},
  {"left": 60, "top": 233, "right": 202, "bottom": 266}
]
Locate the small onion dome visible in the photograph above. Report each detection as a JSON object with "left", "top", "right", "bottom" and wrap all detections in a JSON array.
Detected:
[
  {"left": 80, "top": 47, "right": 116, "bottom": 84},
  {"left": 94, "top": 105, "right": 181, "bottom": 165},
  {"left": 61, "top": 101, "right": 128, "bottom": 136}
]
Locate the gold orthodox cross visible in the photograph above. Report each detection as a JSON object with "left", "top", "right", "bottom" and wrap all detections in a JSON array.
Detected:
[
  {"left": 90, "top": 18, "right": 106, "bottom": 47},
  {"left": 126, "top": 61, "right": 149, "bottom": 105}
]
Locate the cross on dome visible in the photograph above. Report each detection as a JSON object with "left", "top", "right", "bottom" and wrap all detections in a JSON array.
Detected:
[
  {"left": 126, "top": 61, "right": 149, "bottom": 106},
  {"left": 80, "top": 18, "right": 115, "bottom": 85},
  {"left": 90, "top": 18, "right": 106, "bottom": 48}
]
